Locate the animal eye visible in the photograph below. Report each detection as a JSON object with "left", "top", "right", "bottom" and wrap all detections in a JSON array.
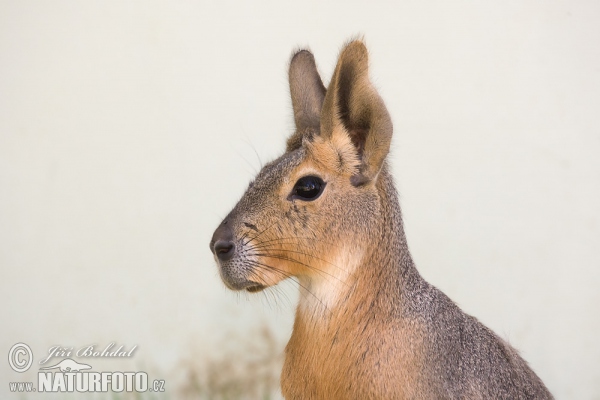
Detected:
[{"left": 290, "top": 176, "right": 325, "bottom": 201}]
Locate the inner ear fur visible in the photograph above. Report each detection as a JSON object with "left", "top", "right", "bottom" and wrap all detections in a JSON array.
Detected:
[
  {"left": 286, "top": 50, "right": 326, "bottom": 152},
  {"left": 321, "top": 41, "right": 393, "bottom": 186}
]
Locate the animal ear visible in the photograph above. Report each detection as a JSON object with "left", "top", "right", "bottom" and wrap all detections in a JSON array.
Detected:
[
  {"left": 286, "top": 50, "right": 326, "bottom": 152},
  {"left": 320, "top": 41, "right": 393, "bottom": 186}
]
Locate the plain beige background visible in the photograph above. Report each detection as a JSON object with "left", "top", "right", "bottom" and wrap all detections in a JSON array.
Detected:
[{"left": 1, "top": 1, "right": 599, "bottom": 398}]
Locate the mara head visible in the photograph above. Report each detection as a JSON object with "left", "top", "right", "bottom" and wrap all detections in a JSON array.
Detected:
[{"left": 210, "top": 41, "right": 394, "bottom": 297}]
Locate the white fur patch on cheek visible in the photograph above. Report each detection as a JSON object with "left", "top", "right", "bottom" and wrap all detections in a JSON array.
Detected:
[{"left": 297, "top": 246, "right": 363, "bottom": 314}]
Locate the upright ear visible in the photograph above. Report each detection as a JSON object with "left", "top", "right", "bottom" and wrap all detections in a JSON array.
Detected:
[
  {"left": 286, "top": 50, "right": 326, "bottom": 152},
  {"left": 321, "top": 41, "right": 393, "bottom": 186}
]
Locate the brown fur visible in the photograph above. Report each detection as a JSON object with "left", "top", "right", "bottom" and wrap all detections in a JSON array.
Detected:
[{"left": 210, "top": 40, "right": 553, "bottom": 399}]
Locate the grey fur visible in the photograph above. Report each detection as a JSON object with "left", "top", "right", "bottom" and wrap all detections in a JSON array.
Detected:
[{"left": 210, "top": 40, "right": 553, "bottom": 399}]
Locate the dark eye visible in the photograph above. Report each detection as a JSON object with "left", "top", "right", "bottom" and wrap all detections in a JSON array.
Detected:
[{"left": 290, "top": 176, "right": 325, "bottom": 201}]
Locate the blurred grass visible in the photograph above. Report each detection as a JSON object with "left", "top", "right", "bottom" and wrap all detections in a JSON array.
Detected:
[
  {"left": 104, "top": 325, "right": 283, "bottom": 400},
  {"left": 178, "top": 325, "right": 282, "bottom": 400}
]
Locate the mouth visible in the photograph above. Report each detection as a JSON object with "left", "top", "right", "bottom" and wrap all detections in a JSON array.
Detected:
[
  {"left": 221, "top": 275, "right": 267, "bottom": 293},
  {"left": 214, "top": 254, "right": 270, "bottom": 293},
  {"left": 245, "top": 284, "right": 266, "bottom": 293}
]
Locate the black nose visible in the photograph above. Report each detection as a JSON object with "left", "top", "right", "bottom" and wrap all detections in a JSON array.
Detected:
[
  {"left": 211, "top": 221, "right": 235, "bottom": 262},
  {"left": 214, "top": 240, "right": 234, "bottom": 261}
]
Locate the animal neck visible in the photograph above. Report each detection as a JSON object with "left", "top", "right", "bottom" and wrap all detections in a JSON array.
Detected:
[{"left": 284, "top": 165, "right": 423, "bottom": 396}]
